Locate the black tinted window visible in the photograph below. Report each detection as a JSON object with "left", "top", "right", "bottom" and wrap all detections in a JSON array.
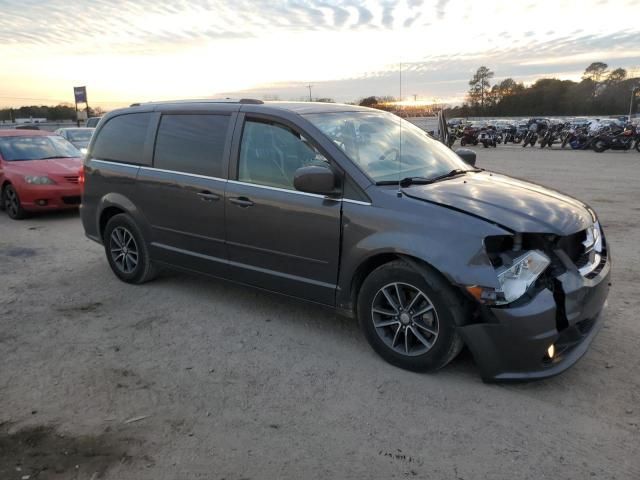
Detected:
[
  {"left": 239, "top": 120, "right": 328, "bottom": 189},
  {"left": 154, "top": 114, "right": 229, "bottom": 177},
  {"left": 92, "top": 113, "right": 151, "bottom": 165}
]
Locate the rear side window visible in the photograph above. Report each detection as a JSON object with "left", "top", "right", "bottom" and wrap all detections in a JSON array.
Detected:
[
  {"left": 92, "top": 113, "right": 151, "bottom": 165},
  {"left": 153, "top": 114, "right": 229, "bottom": 177}
]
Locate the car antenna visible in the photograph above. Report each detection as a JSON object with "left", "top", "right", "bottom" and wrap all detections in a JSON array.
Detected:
[{"left": 397, "top": 62, "right": 403, "bottom": 198}]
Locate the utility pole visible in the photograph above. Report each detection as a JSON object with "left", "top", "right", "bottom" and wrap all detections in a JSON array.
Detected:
[
  {"left": 306, "top": 84, "right": 313, "bottom": 102},
  {"left": 413, "top": 94, "right": 417, "bottom": 102},
  {"left": 629, "top": 87, "right": 639, "bottom": 123}
]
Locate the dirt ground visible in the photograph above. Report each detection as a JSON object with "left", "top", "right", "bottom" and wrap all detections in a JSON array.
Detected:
[{"left": 1, "top": 145, "right": 639, "bottom": 479}]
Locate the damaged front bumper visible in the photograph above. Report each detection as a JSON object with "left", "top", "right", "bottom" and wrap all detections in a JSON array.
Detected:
[{"left": 459, "top": 251, "right": 611, "bottom": 382}]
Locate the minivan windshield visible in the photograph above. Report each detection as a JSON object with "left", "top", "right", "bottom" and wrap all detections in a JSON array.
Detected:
[
  {"left": 305, "top": 111, "right": 474, "bottom": 183},
  {"left": 0, "top": 135, "right": 80, "bottom": 161}
]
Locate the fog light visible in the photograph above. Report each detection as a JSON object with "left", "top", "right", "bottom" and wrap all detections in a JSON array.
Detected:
[
  {"left": 547, "top": 344, "right": 555, "bottom": 359},
  {"left": 36, "top": 199, "right": 48, "bottom": 206}
]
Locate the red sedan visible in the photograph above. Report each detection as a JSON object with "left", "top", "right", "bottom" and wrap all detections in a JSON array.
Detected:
[{"left": 0, "top": 129, "right": 83, "bottom": 219}]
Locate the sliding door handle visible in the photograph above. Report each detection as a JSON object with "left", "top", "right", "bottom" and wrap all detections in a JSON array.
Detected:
[
  {"left": 229, "top": 196, "right": 254, "bottom": 208},
  {"left": 197, "top": 191, "right": 220, "bottom": 201}
]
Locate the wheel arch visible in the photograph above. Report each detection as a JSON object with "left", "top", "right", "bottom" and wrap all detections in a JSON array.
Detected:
[
  {"left": 96, "top": 192, "right": 151, "bottom": 242},
  {"left": 345, "top": 251, "right": 471, "bottom": 323}
]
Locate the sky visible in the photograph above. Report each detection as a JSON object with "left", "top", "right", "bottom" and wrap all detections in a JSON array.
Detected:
[{"left": 1, "top": 0, "right": 640, "bottom": 109}]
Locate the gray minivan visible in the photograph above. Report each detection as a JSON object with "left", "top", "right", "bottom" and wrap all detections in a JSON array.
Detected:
[{"left": 80, "top": 99, "right": 610, "bottom": 381}]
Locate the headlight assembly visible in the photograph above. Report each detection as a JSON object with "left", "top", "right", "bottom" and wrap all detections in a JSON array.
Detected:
[
  {"left": 466, "top": 249, "right": 551, "bottom": 306},
  {"left": 24, "top": 175, "right": 56, "bottom": 185},
  {"left": 495, "top": 250, "right": 550, "bottom": 304}
]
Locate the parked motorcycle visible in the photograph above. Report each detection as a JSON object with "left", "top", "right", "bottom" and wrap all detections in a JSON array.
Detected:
[
  {"left": 513, "top": 123, "right": 528, "bottom": 144},
  {"left": 561, "top": 126, "right": 596, "bottom": 150},
  {"left": 591, "top": 124, "right": 638, "bottom": 152},
  {"left": 459, "top": 125, "right": 479, "bottom": 146},
  {"left": 477, "top": 126, "right": 498, "bottom": 148},
  {"left": 522, "top": 124, "right": 540, "bottom": 147},
  {"left": 501, "top": 124, "right": 518, "bottom": 144},
  {"left": 539, "top": 123, "right": 566, "bottom": 148}
]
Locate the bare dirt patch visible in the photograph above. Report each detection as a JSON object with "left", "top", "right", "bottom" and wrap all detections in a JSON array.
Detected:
[{"left": 0, "top": 423, "right": 142, "bottom": 480}]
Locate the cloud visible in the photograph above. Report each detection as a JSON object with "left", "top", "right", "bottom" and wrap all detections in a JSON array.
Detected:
[
  {"left": 435, "top": 0, "right": 450, "bottom": 20},
  {"left": 1, "top": 0, "right": 639, "bottom": 106},
  {"left": 404, "top": 12, "right": 421, "bottom": 27},
  {"left": 353, "top": 5, "right": 374, "bottom": 26},
  {"left": 220, "top": 30, "right": 640, "bottom": 103},
  {"left": 381, "top": 1, "right": 396, "bottom": 28}
]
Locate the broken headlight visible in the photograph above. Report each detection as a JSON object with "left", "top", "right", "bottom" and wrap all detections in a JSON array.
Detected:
[
  {"left": 468, "top": 245, "right": 551, "bottom": 305},
  {"left": 494, "top": 250, "right": 550, "bottom": 304}
]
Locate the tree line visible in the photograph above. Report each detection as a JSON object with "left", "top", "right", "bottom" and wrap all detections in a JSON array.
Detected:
[
  {"left": 0, "top": 104, "right": 105, "bottom": 122},
  {"left": 453, "top": 62, "right": 640, "bottom": 117}
]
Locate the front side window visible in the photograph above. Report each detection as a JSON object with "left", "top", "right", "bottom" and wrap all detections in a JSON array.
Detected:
[
  {"left": 154, "top": 114, "right": 229, "bottom": 177},
  {"left": 0, "top": 135, "right": 80, "bottom": 161},
  {"left": 238, "top": 119, "right": 328, "bottom": 190},
  {"left": 305, "top": 111, "right": 473, "bottom": 183},
  {"left": 92, "top": 113, "right": 151, "bottom": 165}
]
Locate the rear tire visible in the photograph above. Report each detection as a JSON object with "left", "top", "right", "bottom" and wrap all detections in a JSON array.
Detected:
[
  {"left": 357, "top": 260, "right": 465, "bottom": 373},
  {"left": 2, "top": 184, "right": 28, "bottom": 220},
  {"left": 103, "top": 213, "right": 157, "bottom": 284}
]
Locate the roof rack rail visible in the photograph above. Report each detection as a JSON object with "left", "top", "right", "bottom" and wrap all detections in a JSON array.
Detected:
[{"left": 128, "top": 98, "right": 265, "bottom": 107}]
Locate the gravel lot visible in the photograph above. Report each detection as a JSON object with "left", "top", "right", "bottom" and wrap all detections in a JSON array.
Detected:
[{"left": 1, "top": 145, "right": 639, "bottom": 479}]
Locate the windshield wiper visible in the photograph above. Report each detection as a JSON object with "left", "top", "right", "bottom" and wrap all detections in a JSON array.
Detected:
[
  {"left": 426, "top": 168, "right": 474, "bottom": 184},
  {"left": 376, "top": 169, "right": 479, "bottom": 187},
  {"left": 37, "top": 156, "right": 76, "bottom": 160},
  {"left": 376, "top": 176, "right": 432, "bottom": 187}
]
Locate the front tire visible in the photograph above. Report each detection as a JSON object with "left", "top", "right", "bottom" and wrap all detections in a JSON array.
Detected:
[
  {"left": 357, "top": 260, "right": 465, "bottom": 373},
  {"left": 103, "top": 213, "right": 157, "bottom": 284},
  {"left": 592, "top": 140, "right": 607, "bottom": 153},
  {"left": 2, "top": 184, "right": 27, "bottom": 220}
]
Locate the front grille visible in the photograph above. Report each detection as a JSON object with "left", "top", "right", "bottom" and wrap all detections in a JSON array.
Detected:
[
  {"left": 557, "top": 230, "right": 586, "bottom": 262},
  {"left": 62, "top": 196, "right": 81, "bottom": 205},
  {"left": 64, "top": 175, "right": 79, "bottom": 184},
  {"left": 556, "top": 226, "right": 606, "bottom": 278},
  {"left": 574, "top": 251, "right": 591, "bottom": 269}
]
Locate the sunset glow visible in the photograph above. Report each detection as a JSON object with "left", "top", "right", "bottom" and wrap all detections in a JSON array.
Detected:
[{"left": 1, "top": 0, "right": 639, "bottom": 109}]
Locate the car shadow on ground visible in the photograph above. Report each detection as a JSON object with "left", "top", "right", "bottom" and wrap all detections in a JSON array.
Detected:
[
  {"left": 0, "top": 208, "right": 80, "bottom": 224},
  {"left": 149, "top": 268, "right": 482, "bottom": 381}
]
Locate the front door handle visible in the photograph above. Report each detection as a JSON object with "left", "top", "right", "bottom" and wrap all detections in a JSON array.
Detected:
[
  {"left": 197, "top": 191, "right": 220, "bottom": 202},
  {"left": 229, "top": 196, "right": 254, "bottom": 208}
]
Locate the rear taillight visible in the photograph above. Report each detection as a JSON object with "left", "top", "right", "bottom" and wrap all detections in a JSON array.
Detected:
[{"left": 79, "top": 166, "right": 85, "bottom": 193}]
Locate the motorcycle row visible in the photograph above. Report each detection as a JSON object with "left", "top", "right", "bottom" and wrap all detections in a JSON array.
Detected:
[{"left": 446, "top": 117, "right": 640, "bottom": 153}]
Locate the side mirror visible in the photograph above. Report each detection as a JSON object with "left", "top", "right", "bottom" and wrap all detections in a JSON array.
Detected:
[
  {"left": 293, "top": 164, "right": 337, "bottom": 196},
  {"left": 456, "top": 148, "right": 476, "bottom": 166}
]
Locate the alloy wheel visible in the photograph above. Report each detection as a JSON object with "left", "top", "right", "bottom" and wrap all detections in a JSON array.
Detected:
[
  {"left": 371, "top": 282, "right": 439, "bottom": 357},
  {"left": 109, "top": 226, "right": 139, "bottom": 274}
]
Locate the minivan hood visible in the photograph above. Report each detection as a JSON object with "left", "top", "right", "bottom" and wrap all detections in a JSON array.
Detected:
[{"left": 403, "top": 171, "right": 592, "bottom": 235}]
